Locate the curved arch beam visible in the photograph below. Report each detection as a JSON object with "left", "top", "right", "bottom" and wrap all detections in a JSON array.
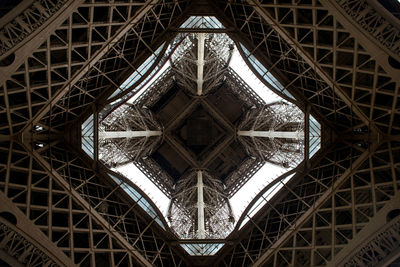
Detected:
[
  {"left": 327, "top": 193, "right": 400, "bottom": 266},
  {"left": 0, "top": 190, "right": 74, "bottom": 266}
]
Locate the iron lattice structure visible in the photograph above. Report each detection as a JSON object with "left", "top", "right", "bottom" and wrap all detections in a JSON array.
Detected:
[
  {"left": 0, "top": 0, "right": 399, "bottom": 266},
  {"left": 237, "top": 101, "right": 305, "bottom": 168},
  {"left": 99, "top": 104, "right": 162, "bottom": 167},
  {"left": 97, "top": 30, "right": 282, "bottom": 241},
  {"left": 168, "top": 170, "right": 234, "bottom": 239},
  {"left": 170, "top": 33, "right": 234, "bottom": 96}
]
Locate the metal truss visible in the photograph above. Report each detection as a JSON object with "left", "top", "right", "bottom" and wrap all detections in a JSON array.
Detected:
[
  {"left": 170, "top": 33, "right": 234, "bottom": 96},
  {"left": 136, "top": 59, "right": 265, "bottom": 111},
  {"left": 207, "top": 2, "right": 400, "bottom": 263},
  {"left": 333, "top": 193, "right": 400, "bottom": 267},
  {"left": 101, "top": 33, "right": 188, "bottom": 116},
  {"left": 0, "top": 0, "right": 84, "bottom": 83},
  {"left": 237, "top": 102, "right": 304, "bottom": 168},
  {"left": 343, "top": 218, "right": 400, "bottom": 267},
  {"left": 168, "top": 170, "right": 234, "bottom": 240},
  {"left": 0, "top": 0, "right": 399, "bottom": 265},
  {"left": 134, "top": 157, "right": 175, "bottom": 198},
  {"left": 0, "top": 138, "right": 187, "bottom": 266},
  {"left": 334, "top": 0, "right": 400, "bottom": 59},
  {"left": 134, "top": 68, "right": 176, "bottom": 108},
  {"left": 0, "top": 221, "right": 58, "bottom": 267},
  {"left": 99, "top": 104, "right": 162, "bottom": 167},
  {"left": 224, "top": 68, "right": 264, "bottom": 108},
  {"left": 0, "top": 0, "right": 71, "bottom": 58},
  {"left": 0, "top": 0, "right": 188, "bottom": 136},
  {"left": 0, "top": 184, "right": 74, "bottom": 266},
  {"left": 224, "top": 157, "right": 264, "bottom": 198},
  {"left": 132, "top": 56, "right": 267, "bottom": 197},
  {"left": 214, "top": 0, "right": 400, "bottom": 135},
  {"left": 216, "top": 139, "right": 400, "bottom": 266}
]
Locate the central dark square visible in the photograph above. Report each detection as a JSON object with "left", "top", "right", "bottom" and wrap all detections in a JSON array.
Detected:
[
  {"left": 177, "top": 106, "right": 222, "bottom": 155},
  {"left": 187, "top": 116, "right": 213, "bottom": 146}
]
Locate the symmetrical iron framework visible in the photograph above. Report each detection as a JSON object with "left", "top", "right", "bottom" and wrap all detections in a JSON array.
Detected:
[
  {"left": 99, "top": 104, "right": 162, "bottom": 167},
  {"left": 170, "top": 33, "right": 234, "bottom": 95},
  {"left": 0, "top": 0, "right": 399, "bottom": 266},
  {"left": 168, "top": 170, "right": 234, "bottom": 239},
  {"left": 237, "top": 101, "right": 304, "bottom": 168},
  {"left": 98, "top": 31, "right": 292, "bottom": 239}
]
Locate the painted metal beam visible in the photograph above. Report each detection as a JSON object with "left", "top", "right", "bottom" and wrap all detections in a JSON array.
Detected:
[
  {"left": 327, "top": 194, "right": 400, "bottom": 266},
  {"left": 197, "top": 33, "right": 205, "bottom": 96},
  {"left": 0, "top": 0, "right": 84, "bottom": 82},
  {"left": 0, "top": 190, "right": 75, "bottom": 266},
  {"left": 238, "top": 130, "right": 304, "bottom": 139},
  {"left": 197, "top": 170, "right": 206, "bottom": 239},
  {"left": 320, "top": 0, "right": 400, "bottom": 77},
  {"left": 164, "top": 135, "right": 199, "bottom": 168},
  {"left": 99, "top": 130, "right": 161, "bottom": 139}
]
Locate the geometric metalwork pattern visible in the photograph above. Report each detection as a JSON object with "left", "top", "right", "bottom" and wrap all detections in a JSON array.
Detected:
[
  {"left": 237, "top": 101, "right": 304, "bottom": 168},
  {"left": 0, "top": 0, "right": 399, "bottom": 265},
  {"left": 0, "top": 221, "right": 58, "bottom": 266},
  {"left": 344, "top": 217, "right": 400, "bottom": 267},
  {"left": 169, "top": 170, "right": 234, "bottom": 239}
]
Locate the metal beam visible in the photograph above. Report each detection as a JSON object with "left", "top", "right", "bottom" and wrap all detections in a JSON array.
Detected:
[
  {"left": 0, "top": 0, "right": 84, "bottom": 82},
  {"left": 319, "top": 0, "right": 400, "bottom": 78},
  {"left": 238, "top": 130, "right": 304, "bottom": 140},
  {"left": 327, "top": 194, "right": 400, "bottom": 266},
  {"left": 165, "top": 98, "right": 199, "bottom": 131},
  {"left": 172, "top": 28, "right": 234, "bottom": 33},
  {"left": 197, "top": 33, "right": 205, "bottom": 96},
  {"left": 197, "top": 170, "right": 206, "bottom": 239},
  {"left": 164, "top": 135, "right": 199, "bottom": 168},
  {"left": 99, "top": 130, "right": 162, "bottom": 139},
  {"left": 0, "top": 250, "right": 24, "bottom": 267},
  {"left": 0, "top": 190, "right": 75, "bottom": 266},
  {"left": 201, "top": 99, "right": 235, "bottom": 132},
  {"left": 201, "top": 134, "right": 234, "bottom": 167}
]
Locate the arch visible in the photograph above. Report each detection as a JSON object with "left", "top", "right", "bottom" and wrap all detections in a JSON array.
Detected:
[
  {"left": 388, "top": 56, "right": 400, "bottom": 69},
  {"left": 0, "top": 53, "right": 15, "bottom": 67},
  {"left": 387, "top": 209, "right": 400, "bottom": 222},
  {"left": 0, "top": 211, "right": 17, "bottom": 225}
]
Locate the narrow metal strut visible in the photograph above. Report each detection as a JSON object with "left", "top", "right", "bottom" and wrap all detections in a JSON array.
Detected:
[
  {"left": 238, "top": 130, "right": 304, "bottom": 139},
  {"left": 99, "top": 130, "right": 162, "bottom": 139}
]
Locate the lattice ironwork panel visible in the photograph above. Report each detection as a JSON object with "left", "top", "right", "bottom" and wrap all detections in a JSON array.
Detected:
[
  {"left": 215, "top": 0, "right": 400, "bottom": 135},
  {"left": 0, "top": 0, "right": 189, "bottom": 135}
]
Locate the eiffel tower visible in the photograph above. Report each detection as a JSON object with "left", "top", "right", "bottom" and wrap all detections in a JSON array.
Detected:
[{"left": 0, "top": 0, "right": 400, "bottom": 266}]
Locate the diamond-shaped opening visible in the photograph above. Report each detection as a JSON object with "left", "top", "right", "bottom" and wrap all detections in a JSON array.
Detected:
[
  {"left": 81, "top": 17, "right": 322, "bottom": 241},
  {"left": 173, "top": 103, "right": 228, "bottom": 156}
]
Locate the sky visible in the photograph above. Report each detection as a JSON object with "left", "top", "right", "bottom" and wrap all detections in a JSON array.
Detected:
[{"left": 113, "top": 37, "right": 295, "bottom": 228}]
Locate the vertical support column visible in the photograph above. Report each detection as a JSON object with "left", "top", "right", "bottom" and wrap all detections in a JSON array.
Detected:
[
  {"left": 197, "top": 170, "right": 206, "bottom": 239},
  {"left": 197, "top": 33, "right": 205, "bottom": 96}
]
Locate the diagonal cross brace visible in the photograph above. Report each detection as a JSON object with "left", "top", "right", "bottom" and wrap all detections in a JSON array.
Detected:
[{"left": 21, "top": 0, "right": 160, "bottom": 135}]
